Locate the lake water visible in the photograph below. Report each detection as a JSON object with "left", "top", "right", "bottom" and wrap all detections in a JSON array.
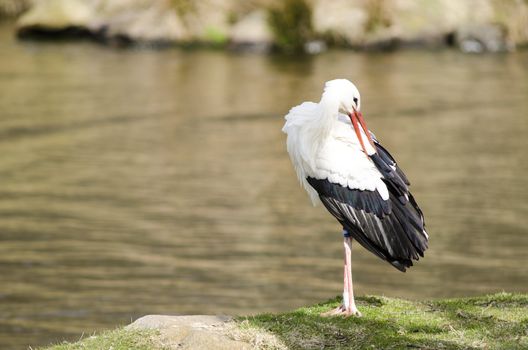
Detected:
[{"left": 0, "top": 22, "right": 527, "bottom": 349}]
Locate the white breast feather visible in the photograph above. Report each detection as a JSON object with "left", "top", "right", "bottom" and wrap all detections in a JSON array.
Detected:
[{"left": 283, "top": 103, "right": 388, "bottom": 205}]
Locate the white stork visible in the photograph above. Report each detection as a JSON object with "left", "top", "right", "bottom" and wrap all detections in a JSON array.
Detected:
[{"left": 282, "top": 79, "right": 428, "bottom": 316}]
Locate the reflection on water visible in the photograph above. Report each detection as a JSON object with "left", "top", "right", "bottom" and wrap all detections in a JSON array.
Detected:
[{"left": 0, "top": 23, "right": 527, "bottom": 349}]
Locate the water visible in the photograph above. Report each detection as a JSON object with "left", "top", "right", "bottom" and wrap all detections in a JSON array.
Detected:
[{"left": 0, "top": 22, "right": 527, "bottom": 348}]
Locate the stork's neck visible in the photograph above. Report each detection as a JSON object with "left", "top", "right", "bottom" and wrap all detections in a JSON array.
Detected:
[
  {"left": 298, "top": 95, "right": 339, "bottom": 168},
  {"left": 314, "top": 94, "right": 339, "bottom": 137}
]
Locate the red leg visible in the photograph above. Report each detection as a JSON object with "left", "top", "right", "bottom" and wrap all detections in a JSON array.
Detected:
[
  {"left": 321, "top": 235, "right": 361, "bottom": 317},
  {"left": 344, "top": 237, "right": 361, "bottom": 316}
]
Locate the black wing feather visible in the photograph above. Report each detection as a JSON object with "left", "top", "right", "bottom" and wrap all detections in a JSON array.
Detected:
[{"left": 307, "top": 140, "right": 428, "bottom": 272}]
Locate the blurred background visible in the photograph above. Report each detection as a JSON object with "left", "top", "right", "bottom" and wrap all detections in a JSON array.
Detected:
[{"left": 0, "top": 0, "right": 527, "bottom": 349}]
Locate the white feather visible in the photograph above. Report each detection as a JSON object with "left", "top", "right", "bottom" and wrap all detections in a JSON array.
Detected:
[{"left": 282, "top": 80, "right": 388, "bottom": 205}]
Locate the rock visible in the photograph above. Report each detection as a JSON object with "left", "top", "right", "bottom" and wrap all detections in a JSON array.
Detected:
[
  {"left": 387, "top": 0, "right": 494, "bottom": 43},
  {"left": 456, "top": 24, "right": 512, "bottom": 53},
  {"left": 500, "top": 0, "right": 528, "bottom": 48},
  {"left": 17, "top": 0, "right": 93, "bottom": 33},
  {"left": 14, "top": 0, "right": 528, "bottom": 50},
  {"left": 312, "top": 0, "right": 505, "bottom": 50},
  {"left": 127, "top": 315, "right": 251, "bottom": 350},
  {"left": 304, "top": 39, "right": 327, "bottom": 54},
  {"left": 229, "top": 10, "right": 273, "bottom": 53},
  {"left": 312, "top": 0, "right": 368, "bottom": 45},
  {"left": 0, "top": 0, "right": 30, "bottom": 18},
  {"left": 15, "top": 0, "right": 228, "bottom": 45},
  {"left": 88, "top": 1, "right": 186, "bottom": 45},
  {"left": 128, "top": 314, "right": 232, "bottom": 330}
]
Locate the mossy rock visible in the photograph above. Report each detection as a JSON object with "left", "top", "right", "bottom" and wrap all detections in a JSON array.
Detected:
[
  {"left": 267, "top": 0, "right": 312, "bottom": 53},
  {"left": 44, "top": 293, "right": 528, "bottom": 350}
]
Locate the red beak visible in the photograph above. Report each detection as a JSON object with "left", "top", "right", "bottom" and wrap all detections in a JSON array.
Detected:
[{"left": 348, "top": 109, "right": 375, "bottom": 155}]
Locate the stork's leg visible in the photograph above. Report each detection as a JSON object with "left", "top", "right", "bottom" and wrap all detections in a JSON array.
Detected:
[
  {"left": 343, "top": 235, "right": 361, "bottom": 316},
  {"left": 321, "top": 230, "right": 361, "bottom": 317}
]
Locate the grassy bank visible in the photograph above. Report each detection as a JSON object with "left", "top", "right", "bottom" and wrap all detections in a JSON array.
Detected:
[
  {"left": 44, "top": 329, "right": 163, "bottom": 350},
  {"left": 44, "top": 292, "right": 528, "bottom": 350}
]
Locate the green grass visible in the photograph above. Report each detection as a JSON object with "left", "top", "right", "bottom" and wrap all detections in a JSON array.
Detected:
[
  {"left": 43, "top": 293, "right": 528, "bottom": 350},
  {"left": 241, "top": 292, "right": 528, "bottom": 350},
  {"left": 44, "top": 328, "right": 164, "bottom": 350}
]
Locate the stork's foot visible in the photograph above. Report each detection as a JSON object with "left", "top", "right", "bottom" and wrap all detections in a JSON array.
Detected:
[
  {"left": 320, "top": 305, "right": 362, "bottom": 317},
  {"left": 320, "top": 305, "right": 345, "bottom": 317},
  {"left": 343, "top": 307, "right": 362, "bottom": 317}
]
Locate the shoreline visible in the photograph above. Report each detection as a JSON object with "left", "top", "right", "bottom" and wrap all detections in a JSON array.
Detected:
[
  {"left": 43, "top": 292, "right": 528, "bottom": 350},
  {"left": 7, "top": 0, "right": 528, "bottom": 54}
]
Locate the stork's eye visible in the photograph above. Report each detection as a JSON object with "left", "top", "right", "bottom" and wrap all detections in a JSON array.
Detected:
[{"left": 353, "top": 97, "right": 358, "bottom": 106}]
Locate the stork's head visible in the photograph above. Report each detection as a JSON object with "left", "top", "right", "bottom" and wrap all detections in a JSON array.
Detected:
[
  {"left": 321, "top": 79, "right": 374, "bottom": 154},
  {"left": 321, "top": 79, "right": 361, "bottom": 115}
]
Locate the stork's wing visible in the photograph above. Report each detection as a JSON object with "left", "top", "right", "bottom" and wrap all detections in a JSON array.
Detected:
[{"left": 307, "top": 141, "right": 428, "bottom": 272}]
